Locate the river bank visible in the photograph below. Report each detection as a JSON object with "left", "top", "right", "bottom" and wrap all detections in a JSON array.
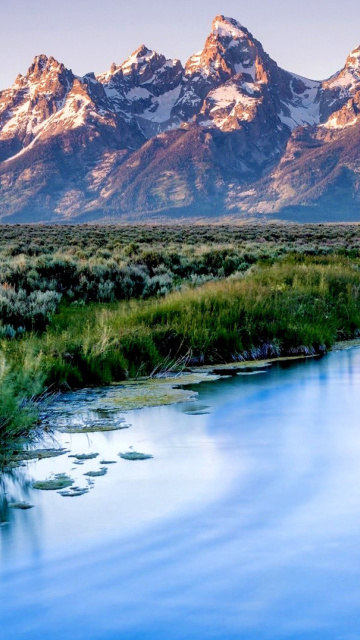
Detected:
[
  {"left": 3, "top": 343, "right": 360, "bottom": 473},
  {"left": 2, "top": 255, "right": 360, "bottom": 448}
]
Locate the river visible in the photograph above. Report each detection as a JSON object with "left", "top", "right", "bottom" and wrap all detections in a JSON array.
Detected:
[{"left": 1, "top": 348, "right": 360, "bottom": 639}]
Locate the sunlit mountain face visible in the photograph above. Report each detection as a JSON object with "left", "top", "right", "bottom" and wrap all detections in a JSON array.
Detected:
[{"left": 1, "top": 15, "right": 360, "bottom": 222}]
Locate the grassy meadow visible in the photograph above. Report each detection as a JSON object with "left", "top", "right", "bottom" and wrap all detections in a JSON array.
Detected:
[{"left": 2, "top": 223, "right": 360, "bottom": 446}]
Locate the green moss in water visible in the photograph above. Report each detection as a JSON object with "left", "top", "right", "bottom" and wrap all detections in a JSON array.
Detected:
[
  {"left": 63, "top": 424, "right": 130, "bottom": 434},
  {"left": 119, "top": 451, "right": 153, "bottom": 461},
  {"left": 7, "top": 448, "right": 69, "bottom": 465},
  {"left": 8, "top": 502, "right": 34, "bottom": 510},
  {"left": 69, "top": 453, "right": 99, "bottom": 460},
  {"left": 84, "top": 468, "right": 107, "bottom": 477},
  {"left": 106, "top": 373, "right": 219, "bottom": 412},
  {"left": 33, "top": 474, "right": 74, "bottom": 491},
  {"left": 58, "top": 487, "right": 89, "bottom": 497}
]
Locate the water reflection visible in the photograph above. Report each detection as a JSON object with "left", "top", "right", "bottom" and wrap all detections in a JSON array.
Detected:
[{"left": 1, "top": 349, "right": 360, "bottom": 639}]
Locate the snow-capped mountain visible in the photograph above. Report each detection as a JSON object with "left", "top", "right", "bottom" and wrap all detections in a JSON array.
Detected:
[{"left": 1, "top": 15, "right": 360, "bottom": 222}]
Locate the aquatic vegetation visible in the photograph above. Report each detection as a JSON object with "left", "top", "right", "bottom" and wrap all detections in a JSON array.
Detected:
[
  {"left": 58, "top": 488, "right": 89, "bottom": 497},
  {"left": 33, "top": 474, "right": 74, "bottom": 491},
  {"left": 61, "top": 424, "right": 131, "bottom": 434},
  {"left": 8, "top": 502, "right": 34, "bottom": 510},
  {"left": 102, "top": 374, "right": 219, "bottom": 411},
  {"left": 185, "top": 410, "right": 211, "bottom": 415},
  {"left": 12, "top": 448, "right": 69, "bottom": 462},
  {"left": 332, "top": 338, "right": 360, "bottom": 351},
  {"left": 84, "top": 468, "right": 107, "bottom": 477},
  {"left": 119, "top": 452, "right": 153, "bottom": 461},
  {"left": 1, "top": 447, "right": 69, "bottom": 473},
  {"left": 69, "top": 453, "right": 99, "bottom": 460},
  {"left": 41, "top": 399, "right": 132, "bottom": 433}
]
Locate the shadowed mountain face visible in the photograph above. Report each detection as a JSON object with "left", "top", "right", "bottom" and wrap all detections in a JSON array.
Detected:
[{"left": 1, "top": 15, "right": 360, "bottom": 222}]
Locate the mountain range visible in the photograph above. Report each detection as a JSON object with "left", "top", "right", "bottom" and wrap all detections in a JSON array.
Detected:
[{"left": 1, "top": 15, "right": 360, "bottom": 223}]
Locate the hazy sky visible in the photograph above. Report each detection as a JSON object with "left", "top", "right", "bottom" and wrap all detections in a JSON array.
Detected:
[{"left": 1, "top": 0, "right": 360, "bottom": 89}]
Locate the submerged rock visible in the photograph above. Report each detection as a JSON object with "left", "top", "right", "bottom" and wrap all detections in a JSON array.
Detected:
[
  {"left": 33, "top": 474, "right": 74, "bottom": 491},
  {"left": 119, "top": 452, "right": 153, "bottom": 461}
]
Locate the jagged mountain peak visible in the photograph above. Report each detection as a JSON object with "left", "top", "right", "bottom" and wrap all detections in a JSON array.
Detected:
[
  {"left": 93, "top": 42, "right": 184, "bottom": 138},
  {"left": 25, "top": 54, "right": 68, "bottom": 80},
  {"left": 345, "top": 46, "right": 360, "bottom": 71},
  {"left": 320, "top": 45, "right": 360, "bottom": 124},
  {"left": 98, "top": 45, "right": 182, "bottom": 85},
  {"left": 211, "top": 15, "right": 247, "bottom": 38},
  {"left": 179, "top": 15, "right": 275, "bottom": 127},
  {"left": 30, "top": 53, "right": 49, "bottom": 70},
  {"left": 185, "top": 14, "right": 265, "bottom": 83},
  {"left": 3, "top": 16, "right": 360, "bottom": 222},
  {"left": 121, "top": 45, "right": 159, "bottom": 74},
  {"left": 119, "top": 45, "right": 183, "bottom": 81},
  {"left": 0, "top": 52, "right": 75, "bottom": 152}
]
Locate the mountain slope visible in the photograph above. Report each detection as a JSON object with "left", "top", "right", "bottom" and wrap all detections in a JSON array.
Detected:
[{"left": 1, "top": 15, "right": 360, "bottom": 222}]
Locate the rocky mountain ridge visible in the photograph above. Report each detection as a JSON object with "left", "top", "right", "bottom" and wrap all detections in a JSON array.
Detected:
[{"left": 1, "top": 15, "right": 360, "bottom": 222}]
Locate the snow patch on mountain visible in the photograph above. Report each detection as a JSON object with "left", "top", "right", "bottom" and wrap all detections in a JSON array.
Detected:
[
  {"left": 209, "top": 82, "right": 258, "bottom": 110},
  {"left": 324, "top": 47, "right": 360, "bottom": 100},
  {"left": 234, "top": 62, "right": 256, "bottom": 79},
  {"left": 200, "top": 79, "right": 262, "bottom": 130},
  {"left": 212, "top": 16, "right": 246, "bottom": 40},
  {"left": 280, "top": 74, "right": 321, "bottom": 129},
  {"left": 3, "top": 10, "right": 360, "bottom": 210},
  {"left": 141, "top": 85, "right": 182, "bottom": 123},
  {"left": 327, "top": 69, "right": 360, "bottom": 95}
]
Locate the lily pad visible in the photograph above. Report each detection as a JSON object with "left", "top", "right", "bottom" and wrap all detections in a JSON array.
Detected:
[
  {"left": 119, "top": 451, "right": 153, "bottom": 461},
  {"left": 33, "top": 474, "right": 74, "bottom": 491}
]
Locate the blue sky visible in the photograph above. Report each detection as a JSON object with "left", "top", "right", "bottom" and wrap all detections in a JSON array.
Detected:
[{"left": 1, "top": 0, "right": 360, "bottom": 89}]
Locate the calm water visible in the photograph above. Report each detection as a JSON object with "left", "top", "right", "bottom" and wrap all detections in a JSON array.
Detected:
[{"left": 1, "top": 349, "right": 360, "bottom": 639}]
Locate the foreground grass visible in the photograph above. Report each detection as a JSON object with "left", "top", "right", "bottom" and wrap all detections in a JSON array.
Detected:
[{"left": 2, "top": 254, "right": 360, "bottom": 445}]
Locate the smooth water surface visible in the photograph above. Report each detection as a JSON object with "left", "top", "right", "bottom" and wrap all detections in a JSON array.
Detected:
[{"left": 1, "top": 349, "right": 360, "bottom": 639}]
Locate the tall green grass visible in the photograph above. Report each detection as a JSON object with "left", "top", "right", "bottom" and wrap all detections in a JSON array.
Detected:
[
  {"left": 0, "top": 343, "right": 45, "bottom": 445},
  {"left": 2, "top": 255, "right": 360, "bottom": 444}
]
